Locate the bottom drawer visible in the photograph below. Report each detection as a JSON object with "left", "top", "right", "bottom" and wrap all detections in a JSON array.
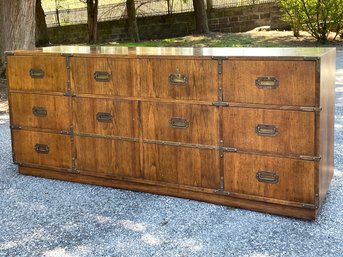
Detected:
[
  {"left": 75, "top": 136, "right": 141, "bottom": 178},
  {"left": 143, "top": 143, "right": 220, "bottom": 189},
  {"left": 12, "top": 130, "right": 72, "bottom": 169},
  {"left": 224, "top": 153, "right": 316, "bottom": 204}
]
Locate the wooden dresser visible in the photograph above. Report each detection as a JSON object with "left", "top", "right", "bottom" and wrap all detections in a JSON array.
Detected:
[{"left": 6, "top": 47, "right": 335, "bottom": 219}]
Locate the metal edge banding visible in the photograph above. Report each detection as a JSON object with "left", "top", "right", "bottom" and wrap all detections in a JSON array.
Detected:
[
  {"left": 213, "top": 190, "right": 317, "bottom": 210},
  {"left": 75, "top": 132, "right": 139, "bottom": 143},
  {"left": 143, "top": 139, "right": 218, "bottom": 150},
  {"left": 17, "top": 162, "right": 73, "bottom": 173},
  {"left": 4, "top": 52, "right": 17, "bottom": 164}
]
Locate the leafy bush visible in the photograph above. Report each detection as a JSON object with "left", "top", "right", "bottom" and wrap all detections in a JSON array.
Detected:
[{"left": 278, "top": 0, "right": 343, "bottom": 41}]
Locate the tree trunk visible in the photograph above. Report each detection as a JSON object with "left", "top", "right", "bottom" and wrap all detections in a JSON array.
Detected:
[
  {"left": 36, "top": 0, "right": 49, "bottom": 46},
  {"left": 126, "top": 0, "right": 140, "bottom": 42},
  {"left": 87, "top": 0, "right": 98, "bottom": 43},
  {"left": 0, "top": 0, "right": 36, "bottom": 77},
  {"left": 206, "top": 0, "right": 213, "bottom": 11},
  {"left": 192, "top": 0, "right": 209, "bottom": 34}
]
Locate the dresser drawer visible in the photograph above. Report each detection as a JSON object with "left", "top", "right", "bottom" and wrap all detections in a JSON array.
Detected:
[
  {"left": 70, "top": 57, "right": 137, "bottom": 96},
  {"left": 12, "top": 130, "right": 72, "bottom": 168},
  {"left": 223, "top": 108, "right": 315, "bottom": 155},
  {"left": 143, "top": 143, "right": 219, "bottom": 188},
  {"left": 224, "top": 153, "right": 316, "bottom": 204},
  {"left": 142, "top": 102, "right": 218, "bottom": 145},
  {"left": 75, "top": 136, "right": 141, "bottom": 178},
  {"left": 73, "top": 97, "right": 139, "bottom": 138},
  {"left": 139, "top": 58, "right": 218, "bottom": 101},
  {"left": 223, "top": 60, "right": 316, "bottom": 106},
  {"left": 10, "top": 93, "right": 70, "bottom": 131},
  {"left": 7, "top": 55, "right": 67, "bottom": 93}
]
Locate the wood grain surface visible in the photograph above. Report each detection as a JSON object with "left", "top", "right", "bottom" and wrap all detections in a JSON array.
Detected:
[
  {"left": 73, "top": 97, "right": 139, "bottom": 138},
  {"left": 224, "top": 152, "right": 316, "bottom": 204},
  {"left": 223, "top": 107, "right": 316, "bottom": 155},
  {"left": 142, "top": 101, "right": 219, "bottom": 145},
  {"left": 10, "top": 93, "right": 70, "bottom": 131},
  {"left": 139, "top": 58, "right": 218, "bottom": 101},
  {"left": 12, "top": 130, "right": 72, "bottom": 168},
  {"left": 7, "top": 55, "right": 67, "bottom": 93},
  {"left": 223, "top": 60, "right": 316, "bottom": 106}
]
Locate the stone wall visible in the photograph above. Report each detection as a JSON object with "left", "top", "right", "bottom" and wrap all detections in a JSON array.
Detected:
[{"left": 48, "top": 2, "right": 283, "bottom": 44}]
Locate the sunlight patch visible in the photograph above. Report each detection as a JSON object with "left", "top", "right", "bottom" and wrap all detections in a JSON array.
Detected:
[
  {"left": 119, "top": 220, "right": 146, "bottom": 232},
  {"left": 179, "top": 238, "right": 203, "bottom": 251},
  {"left": 95, "top": 215, "right": 111, "bottom": 224},
  {"left": 141, "top": 233, "right": 162, "bottom": 246}
]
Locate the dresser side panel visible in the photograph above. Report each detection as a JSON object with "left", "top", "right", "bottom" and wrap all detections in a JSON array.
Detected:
[{"left": 318, "top": 49, "right": 336, "bottom": 206}]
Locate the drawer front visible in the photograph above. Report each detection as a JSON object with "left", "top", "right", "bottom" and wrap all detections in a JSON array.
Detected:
[
  {"left": 223, "top": 108, "right": 315, "bottom": 155},
  {"left": 70, "top": 57, "right": 137, "bottom": 96},
  {"left": 10, "top": 93, "right": 70, "bottom": 131},
  {"left": 142, "top": 102, "right": 219, "bottom": 145},
  {"left": 75, "top": 136, "right": 141, "bottom": 178},
  {"left": 7, "top": 55, "right": 67, "bottom": 92},
  {"left": 73, "top": 97, "right": 139, "bottom": 138},
  {"left": 143, "top": 144, "right": 220, "bottom": 188},
  {"left": 12, "top": 130, "right": 72, "bottom": 168},
  {"left": 139, "top": 59, "right": 218, "bottom": 101},
  {"left": 224, "top": 153, "right": 315, "bottom": 203},
  {"left": 223, "top": 60, "right": 316, "bottom": 106}
]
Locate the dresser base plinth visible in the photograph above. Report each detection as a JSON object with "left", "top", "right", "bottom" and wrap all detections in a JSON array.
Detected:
[{"left": 18, "top": 166, "right": 317, "bottom": 220}]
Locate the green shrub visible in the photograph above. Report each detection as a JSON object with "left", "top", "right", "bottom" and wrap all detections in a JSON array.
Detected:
[{"left": 278, "top": 0, "right": 343, "bottom": 42}]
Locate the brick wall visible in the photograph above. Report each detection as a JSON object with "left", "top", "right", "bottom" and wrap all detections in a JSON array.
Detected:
[{"left": 48, "top": 2, "right": 283, "bottom": 44}]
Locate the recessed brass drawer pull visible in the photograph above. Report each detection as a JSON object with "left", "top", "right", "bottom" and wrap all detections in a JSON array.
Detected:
[
  {"left": 96, "top": 112, "right": 113, "bottom": 122},
  {"left": 169, "top": 117, "right": 189, "bottom": 128},
  {"left": 256, "top": 171, "right": 279, "bottom": 184},
  {"left": 94, "top": 71, "right": 111, "bottom": 82},
  {"left": 29, "top": 68, "right": 45, "bottom": 79},
  {"left": 35, "top": 144, "right": 49, "bottom": 154},
  {"left": 169, "top": 69, "right": 188, "bottom": 86},
  {"left": 256, "top": 124, "right": 278, "bottom": 137},
  {"left": 32, "top": 106, "right": 47, "bottom": 117},
  {"left": 255, "top": 76, "right": 279, "bottom": 89}
]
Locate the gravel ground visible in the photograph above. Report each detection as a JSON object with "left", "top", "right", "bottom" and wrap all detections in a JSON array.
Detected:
[{"left": 1, "top": 51, "right": 343, "bottom": 257}]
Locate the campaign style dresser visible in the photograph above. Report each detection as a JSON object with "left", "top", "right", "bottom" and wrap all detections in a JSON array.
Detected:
[{"left": 6, "top": 46, "right": 335, "bottom": 219}]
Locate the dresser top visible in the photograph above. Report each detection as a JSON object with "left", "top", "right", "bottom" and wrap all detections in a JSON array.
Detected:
[{"left": 9, "top": 46, "right": 335, "bottom": 58}]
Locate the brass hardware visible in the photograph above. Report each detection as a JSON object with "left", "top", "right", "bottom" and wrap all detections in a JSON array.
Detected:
[
  {"left": 300, "top": 106, "right": 322, "bottom": 112},
  {"left": 219, "top": 140, "right": 224, "bottom": 158},
  {"left": 143, "top": 139, "right": 217, "bottom": 150},
  {"left": 63, "top": 90, "right": 76, "bottom": 97},
  {"left": 299, "top": 155, "right": 322, "bottom": 161},
  {"left": 213, "top": 189, "right": 230, "bottom": 195},
  {"left": 256, "top": 171, "right": 279, "bottom": 184},
  {"left": 302, "top": 204, "right": 317, "bottom": 209},
  {"left": 212, "top": 101, "right": 229, "bottom": 107},
  {"left": 94, "top": 71, "right": 111, "bottom": 82},
  {"left": 169, "top": 117, "right": 189, "bottom": 129},
  {"left": 75, "top": 132, "right": 139, "bottom": 143},
  {"left": 32, "top": 106, "right": 47, "bottom": 117},
  {"left": 60, "top": 130, "right": 71, "bottom": 135},
  {"left": 169, "top": 69, "right": 188, "bottom": 85},
  {"left": 35, "top": 144, "right": 49, "bottom": 154},
  {"left": 96, "top": 112, "right": 113, "bottom": 123},
  {"left": 222, "top": 147, "right": 238, "bottom": 152},
  {"left": 5, "top": 51, "right": 15, "bottom": 56},
  {"left": 29, "top": 68, "right": 45, "bottom": 79},
  {"left": 10, "top": 124, "right": 22, "bottom": 129},
  {"left": 255, "top": 76, "right": 279, "bottom": 89},
  {"left": 256, "top": 124, "right": 278, "bottom": 137}
]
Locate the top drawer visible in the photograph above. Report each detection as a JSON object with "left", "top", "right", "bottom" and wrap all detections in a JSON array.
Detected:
[
  {"left": 7, "top": 55, "right": 67, "bottom": 93},
  {"left": 70, "top": 57, "right": 137, "bottom": 96},
  {"left": 223, "top": 60, "right": 317, "bottom": 106},
  {"left": 139, "top": 58, "right": 218, "bottom": 101}
]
